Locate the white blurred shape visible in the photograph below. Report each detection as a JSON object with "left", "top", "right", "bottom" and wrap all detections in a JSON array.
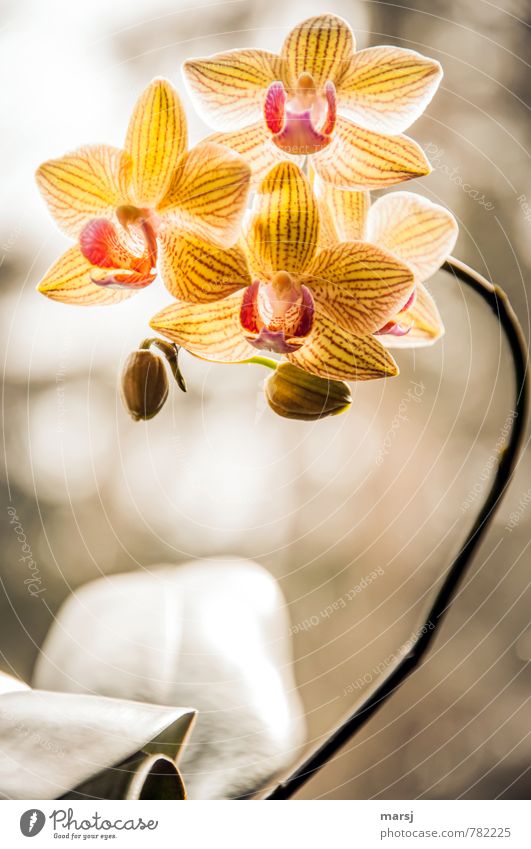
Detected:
[{"left": 33, "top": 558, "right": 306, "bottom": 799}]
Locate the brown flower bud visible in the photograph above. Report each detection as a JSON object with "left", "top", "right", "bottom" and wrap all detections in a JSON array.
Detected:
[
  {"left": 265, "top": 362, "right": 352, "bottom": 421},
  {"left": 121, "top": 349, "right": 169, "bottom": 421}
]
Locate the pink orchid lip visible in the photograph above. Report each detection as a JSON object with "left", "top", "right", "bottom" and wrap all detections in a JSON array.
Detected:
[
  {"left": 80, "top": 210, "right": 158, "bottom": 290},
  {"left": 375, "top": 321, "right": 411, "bottom": 337},
  {"left": 398, "top": 288, "right": 417, "bottom": 314},
  {"left": 265, "top": 78, "right": 336, "bottom": 156},
  {"left": 374, "top": 288, "right": 417, "bottom": 336},
  {"left": 240, "top": 275, "right": 315, "bottom": 355}
]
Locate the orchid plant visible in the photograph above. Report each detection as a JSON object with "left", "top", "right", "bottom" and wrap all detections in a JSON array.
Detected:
[
  {"left": 36, "top": 13, "right": 457, "bottom": 420},
  {"left": 29, "top": 13, "right": 529, "bottom": 802}
]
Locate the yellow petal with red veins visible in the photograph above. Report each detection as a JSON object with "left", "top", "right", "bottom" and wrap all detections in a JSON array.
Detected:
[
  {"left": 313, "top": 175, "right": 369, "bottom": 246},
  {"left": 337, "top": 47, "right": 442, "bottom": 134},
  {"left": 312, "top": 116, "right": 431, "bottom": 189},
  {"left": 246, "top": 161, "right": 319, "bottom": 278},
  {"left": 383, "top": 284, "right": 444, "bottom": 348},
  {"left": 288, "top": 313, "right": 398, "bottom": 380},
  {"left": 36, "top": 146, "right": 132, "bottom": 238},
  {"left": 150, "top": 293, "right": 255, "bottom": 362},
  {"left": 36, "top": 246, "right": 133, "bottom": 306},
  {"left": 281, "top": 14, "right": 354, "bottom": 88},
  {"left": 207, "top": 123, "right": 290, "bottom": 188},
  {"left": 183, "top": 49, "right": 284, "bottom": 130},
  {"left": 125, "top": 78, "right": 187, "bottom": 207},
  {"left": 366, "top": 191, "right": 458, "bottom": 283},
  {"left": 158, "top": 142, "right": 251, "bottom": 247},
  {"left": 306, "top": 242, "right": 414, "bottom": 335},
  {"left": 158, "top": 229, "right": 251, "bottom": 302}
]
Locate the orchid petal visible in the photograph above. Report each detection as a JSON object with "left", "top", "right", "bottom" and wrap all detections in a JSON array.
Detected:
[
  {"left": 337, "top": 47, "right": 442, "bottom": 134},
  {"left": 281, "top": 14, "right": 354, "bottom": 88},
  {"left": 288, "top": 313, "right": 398, "bottom": 381},
  {"left": 246, "top": 161, "right": 319, "bottom": 277},
  {"left": 183, "top": 49, "right": 284, "bottom": 130},
  {"left": 312, "top": 116, "right": 431, "bottom": 189},
  {"left": 158, "top": 230, "right": 251, "bottom": 302},
  {"left": 366, "top": 191, "right": 458, "bottom": 282},
  {"left": 125, "top": 78, "right": 187, "bottom": 207},
  {"left": 36, "top": 146, "right": 131, "bottom": 238},
  {"left": 306, "top": 242, "right": 414, "bottom": 335},
  {"left": 150, "top": 293, "right": 256, "bottom": 362},
  {"left": 207, "top": 122, "right": 290, "bottom": 187},
  {"left": 158, "top": 142, "right": 251, "bottom": 247},
  {"left": 36, "top": 246, "right": 135, "bottom": 306},
  {"left": 381, "top": 283, "right": 444, "bottom": 347},
  {"left": 313, "top": 175, "right": 369, "bottom": 246}
]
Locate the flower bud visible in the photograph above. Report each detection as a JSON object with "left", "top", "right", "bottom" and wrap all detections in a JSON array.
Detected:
[
  {"left": 265, "top": 362, "right": 351, "bottom": 421},
  {"left": 121, "top": 349, "right": 169, "bottom": 421}
]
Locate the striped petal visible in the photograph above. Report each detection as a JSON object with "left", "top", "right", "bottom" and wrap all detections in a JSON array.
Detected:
[
  {"left": 281, "top": 14, "right": 354, "bottom": 88},
  {"left": 313, "top": 175, "right": 369, "bottom": 246},
  {"left": 36, "top": 246, "right": 134, "bottom": 306},
  {"left": 36, "top": 146, "right": 131, "bottom": 238},
  {"left": 366, "top": 191, "right": 458, "bottom": 282},
  {"left": 288, "top": 313, "right": 398, "bottom": 380},
  {"left": 125, "top": 78, "right": 187, "bottom": 207},
  {"left": 306, "top": 242, "right": 414, "bottom": 335},
  {"left": 312, "top": 116, "right": 431, "bottom": 189},
  {"left": 246, "top": 161, "right": 319, "bottom": 277},
  {"left": 150, "top": 293, "right": 255, "bottom": 363},
  {"left": 380, "top": 284, "right": 444, "bottom": 348},
  {"left": 158, "top": 229, "right": 251, "bottom": 302},
  {"left": 157, "top": 142, "right": 251, "bottom": 246},
  {"left": 207, "top": 123, "right": 290, "bottom": 187},
  {"left": 183, "top": 49, "right": 284, "bottom": 130},
  {"left": 337, "top": 47, "right": 442, "bottom": 134}
]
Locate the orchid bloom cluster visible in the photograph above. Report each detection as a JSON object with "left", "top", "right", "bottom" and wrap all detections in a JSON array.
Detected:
[{"left": 36, "top": 14, "right": 458, "bottom": 421}]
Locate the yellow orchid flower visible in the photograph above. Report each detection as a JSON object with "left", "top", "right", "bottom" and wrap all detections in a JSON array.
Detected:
[
  {"left": 315, "top": 179, "right": 459, "bottom": 345},
  {"left": 183, "top": 14, "right": 441, "bottom": 189},
  {"left": 36, "top": 78, "right": 251, "bottom": 306},
  {"left": 150, "top": 162, "right": 416, "bottom": 382}
]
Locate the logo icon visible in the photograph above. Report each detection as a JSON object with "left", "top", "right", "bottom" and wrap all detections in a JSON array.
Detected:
[{"left": 20, "top": 810, "right": 46, "bottom": 837}]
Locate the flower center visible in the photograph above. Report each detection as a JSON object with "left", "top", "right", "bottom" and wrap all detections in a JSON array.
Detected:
[
  {"left": 240, "top": 271, "right": 315, "bottom": 354},
  {"left": 264, "top": 75, "right": 336, "bottom": 156},
  {"left": 79, "top": 205, "right": 158, "bottom": 290}
]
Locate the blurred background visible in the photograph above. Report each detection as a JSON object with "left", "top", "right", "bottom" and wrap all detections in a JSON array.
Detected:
[{"left": 1, "top": 0, "right": 530, "bottom": 799}]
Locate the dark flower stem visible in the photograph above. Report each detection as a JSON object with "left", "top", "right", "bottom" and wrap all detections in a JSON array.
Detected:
[{"left": 264, "top": 257, "right": 529, "bottom": 800}]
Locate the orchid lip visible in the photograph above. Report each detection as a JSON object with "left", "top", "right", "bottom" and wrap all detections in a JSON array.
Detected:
[
  {"left": 240, "top": 276, "right": 315, "bottom": 354},
  {"left": 375, "top": 321, "right": 411, "bottom": 337},
  {"left": 80, "top": 213, "right": 158, "bottom": 291},
  {"left": 248, "top": 328, "right": 303, "bottom": 354},
  {"left": 265, "top": 78, "right": 336, "bottom": 155}
]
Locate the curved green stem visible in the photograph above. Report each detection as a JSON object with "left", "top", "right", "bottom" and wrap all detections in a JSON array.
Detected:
[{"left": 264, "top": 257, "right": 529, "bottom": 800}]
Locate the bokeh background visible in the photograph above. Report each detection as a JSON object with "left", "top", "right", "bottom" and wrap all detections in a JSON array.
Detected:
[{"left": 1, "top": 0, "right": 530, "bottom": 799}]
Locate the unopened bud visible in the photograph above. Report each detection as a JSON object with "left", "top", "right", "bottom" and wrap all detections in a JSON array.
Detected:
[
  {"left": 121, "top": 349, "right": 169, "bottom": 421},
  {"left": 265, "top": 362, "right": 351, "bottom": 421}
]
